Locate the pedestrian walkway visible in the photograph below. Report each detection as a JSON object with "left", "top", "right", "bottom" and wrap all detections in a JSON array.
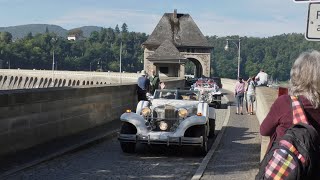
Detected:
[{"left": 201, "top": 91, "right": 261, "bottom": 180}]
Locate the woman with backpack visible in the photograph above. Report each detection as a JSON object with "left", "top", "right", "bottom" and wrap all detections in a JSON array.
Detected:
[{"left": 258, "top": 50, "right": 320, "bottom": 180}]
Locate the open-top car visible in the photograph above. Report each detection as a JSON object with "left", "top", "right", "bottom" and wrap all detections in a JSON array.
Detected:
[
  {"left": 192, "top": 78, "right": 223, "bottom": 108},
  {"left": 118, "top": 89, "right": 216, "bottom": 155}
]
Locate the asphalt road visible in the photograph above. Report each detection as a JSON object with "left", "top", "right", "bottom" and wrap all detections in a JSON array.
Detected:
[{"left": 6, "top": 97, "right": 229, "bottom": 180}]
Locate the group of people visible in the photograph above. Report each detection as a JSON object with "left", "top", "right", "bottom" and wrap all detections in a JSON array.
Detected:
[
  {"left": 136, "top": 69, "right": 164, "bottom": 101},
  {"left": 234, "top": 69, "right": 268, "bottom": 115}
]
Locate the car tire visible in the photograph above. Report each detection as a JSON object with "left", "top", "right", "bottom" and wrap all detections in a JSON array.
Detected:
[
  {"left": 195, "top": 125, "right": 208, "bottom": 156},
  {"left": 215, "top": 96, "right": 222, "bottom": 109},
  {"left": 120, "top": 122, "right": 136, "bottom": 153},
  {"left": 208, "top": 118, "right": 215, "bottom": 138}
]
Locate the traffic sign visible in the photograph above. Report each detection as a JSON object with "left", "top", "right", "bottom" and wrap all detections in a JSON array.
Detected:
[
  {"left": 294, "top": 0, "right": 320, "bottom": 3},
  {"left": 306, "top": 3, "right": 320, "bottom": 41}
]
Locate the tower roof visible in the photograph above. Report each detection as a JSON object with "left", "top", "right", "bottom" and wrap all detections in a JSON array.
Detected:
[
  {"left": 142, "top": 11, "right": 212, "bottom": 48},
  {"left": 147, "top": 39, "right": 186, "bottom": 63}
]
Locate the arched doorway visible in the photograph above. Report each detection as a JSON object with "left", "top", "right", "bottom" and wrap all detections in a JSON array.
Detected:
[{"left": 186, "top": 58, "right": 203, "bottom": 78}]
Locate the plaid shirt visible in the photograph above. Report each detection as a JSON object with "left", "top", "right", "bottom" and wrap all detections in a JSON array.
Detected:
[{"left": 264, "top": 96, "right": 307, "bottom": 180}]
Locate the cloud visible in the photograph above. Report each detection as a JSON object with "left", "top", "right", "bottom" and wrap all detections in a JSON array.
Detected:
[
  {"left": 194, "top": 12, "right": 305, "bottom": 37},
  {"left": 49, "top": 8, "right": 161, "bottom": 33},
  {"left": 48, "top": 1, "right": 308, "bottom": 37},
  {"left": 191, "top": 0, "right": 307, "bottom": 37}
]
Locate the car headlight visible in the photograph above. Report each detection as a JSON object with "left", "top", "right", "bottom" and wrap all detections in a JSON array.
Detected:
[
  {"left": 141, "top": 107, "right": 151, "bottom": 117},
  {"left": 178, "top": 108, "right": 188, "bottom": 118},
  {"left": 159, "top": 121, "right": 168, "bottom": 131}
]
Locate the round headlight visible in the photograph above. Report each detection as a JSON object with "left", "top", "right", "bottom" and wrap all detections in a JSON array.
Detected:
[
  {"left": 178, "top": 108, "right": 188, "bottom": 118},
  {"left": 141, "top": 107, "right": 151, "bottom": 116},
  {"left": 159, "top": 121, "right": 168, "bottom": 131}
]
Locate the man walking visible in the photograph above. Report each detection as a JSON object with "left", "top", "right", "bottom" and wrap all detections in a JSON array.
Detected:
[{"left": 137, "top": 70, "right": 150, "bottom": 101}]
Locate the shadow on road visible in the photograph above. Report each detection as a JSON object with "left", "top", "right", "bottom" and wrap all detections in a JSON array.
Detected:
[
  {"left": 133, "top": 130, "right": 220, "bottom": 158},
  {"left": 205, "top": 125, "right": 260, "bottom": 175}
]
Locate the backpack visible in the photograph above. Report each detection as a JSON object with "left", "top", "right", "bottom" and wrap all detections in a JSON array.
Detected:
[{"left": 256, "top": 96, "right": 320, "bottom": 180}]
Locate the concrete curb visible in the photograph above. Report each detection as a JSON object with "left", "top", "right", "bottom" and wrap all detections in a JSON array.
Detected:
[
  {"left": 1, "top": 129, "right": 119, "bottom": 179},
  {"left": 191, "top": 94, "right": 231, "bottom": 180}
]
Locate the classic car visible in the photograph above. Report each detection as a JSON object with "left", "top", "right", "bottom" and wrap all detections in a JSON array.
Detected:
[
  {"left": 118, "top": 89, "right": 216, "bottom": 155},
  {"left": 191, "top": 78, "right": 223, "bottom": 108}
]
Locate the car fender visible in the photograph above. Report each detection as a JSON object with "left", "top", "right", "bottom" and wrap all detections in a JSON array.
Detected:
[
  {"left": 197, "top": 102, "right": 209, "bottom": 117},
  {"left": 208, "top": 107, "right": 216, "bottom": 120},
  {"left": 173, "top": 116, "right": 207, "bottom": 137},
  {"left": 120, "top": 112, "right": 148, "bottom": 134},
  {"left": 136, "top": 101, "right": 149, "bottom": 115}
]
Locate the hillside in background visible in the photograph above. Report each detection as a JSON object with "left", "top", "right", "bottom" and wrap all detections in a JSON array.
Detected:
[
  {"left": 0, "top": 24, "right": 67, "bottom": 39},
  {"left": 0, "top": 24, "right": 103, "bottom": 39},
  {"left": 69, "top": 26, "right": 103, "bottom": 37}
]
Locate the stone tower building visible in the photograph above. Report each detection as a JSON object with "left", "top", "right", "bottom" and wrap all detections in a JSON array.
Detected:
[{"left": 142, "top": 10, "right": 213, "bottom": 78}]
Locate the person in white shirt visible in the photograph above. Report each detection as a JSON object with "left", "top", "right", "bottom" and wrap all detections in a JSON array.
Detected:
[
  {"left": 255, "top": 69, "right": 268, "bottom": 86},
  {"left": 246, "top": 76, "right": 256, "bottom": 115}
]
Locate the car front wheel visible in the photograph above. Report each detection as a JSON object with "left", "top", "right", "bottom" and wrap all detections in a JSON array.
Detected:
[
  {"left": 208, "top": 118, "right": 215, "bottom": 138},
  {"left": 196, "top": 125, "right": 208, "bottom": 156},
  {"left": 120, "top": 122, "right": 136, "bottom": 153}
]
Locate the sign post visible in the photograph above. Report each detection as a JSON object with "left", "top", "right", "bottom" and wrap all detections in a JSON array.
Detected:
[{"left": 306, "top": 3, "right": 320, "bottom": 40}]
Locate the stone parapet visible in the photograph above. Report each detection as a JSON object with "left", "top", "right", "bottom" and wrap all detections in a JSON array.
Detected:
[{"left": 0, "top": 69, "right": 141, "bottom": 90}]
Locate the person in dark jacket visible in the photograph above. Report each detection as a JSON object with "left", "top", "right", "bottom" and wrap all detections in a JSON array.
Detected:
[
  {"left": 149, "top": 69, "right": 160, "bottom": 94},
  {"left": 260, "top": 50, "right": 320, "bottom": 154},
  {"left": 137, "top": 70, "right": 150, "bottom": 101}
]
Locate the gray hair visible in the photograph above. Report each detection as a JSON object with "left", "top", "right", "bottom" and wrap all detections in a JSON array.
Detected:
[{"left": 289, "top": 50, "right": 320, "bottom": 108}]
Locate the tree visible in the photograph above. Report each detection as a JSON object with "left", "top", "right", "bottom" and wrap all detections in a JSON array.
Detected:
[
  {"left": 0, "top": 32, "right": 13, "bottom": 44},
  {"left": 115, "top": 25, "right": 120, "bottom": 34},
  {"left": 121, "top": 23, "right": 128, "bottom": 33},
  {"left": 68, "top": 28, "right": 84, "bottom": 38}
]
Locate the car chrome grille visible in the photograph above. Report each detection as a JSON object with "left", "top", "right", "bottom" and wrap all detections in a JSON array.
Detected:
[{"left": 151, "top": 105, "right": 180, "bottom": 132}]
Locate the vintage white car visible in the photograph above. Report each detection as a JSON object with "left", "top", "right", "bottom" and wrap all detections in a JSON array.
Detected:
[
  {"left": 192, "top": 79, "right": 223, "bottom": 108},
  {"left": 118, "top": 89, "right": 216, "bottom": 155}
]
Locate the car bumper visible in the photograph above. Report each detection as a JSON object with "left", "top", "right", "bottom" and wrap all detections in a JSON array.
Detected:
[{"left": 118, "top": 134, "right": 204, "bottom": 146}]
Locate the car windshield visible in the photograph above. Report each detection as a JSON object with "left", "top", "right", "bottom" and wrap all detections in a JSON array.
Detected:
[
  {"left": 153, "top": 89, "right": 200, "bottom": 101},
  {"left": 195, "top": 83, "right": 216, "bottom": 88}
]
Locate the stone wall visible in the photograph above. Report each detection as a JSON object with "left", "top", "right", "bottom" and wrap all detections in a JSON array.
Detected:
[
  {"left": 0, "top": 69, "right": 140, "bottom": 90},
  {"left": 0, "top": 79, "right": 185, "bottom": 156}
]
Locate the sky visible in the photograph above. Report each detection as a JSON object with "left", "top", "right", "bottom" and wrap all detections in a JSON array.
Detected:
[{"left": 0, "top": 0, "right": 309, "bottom": 37}]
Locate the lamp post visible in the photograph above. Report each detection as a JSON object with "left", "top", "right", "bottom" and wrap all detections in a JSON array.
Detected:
[
  {"left": 51, "top": 37, "right": 57, "bottom": 86},
  {"left": 7, "top": 60, "right": 10, "bottom": 69},
  {"left": 51, "top": 38, "right": 57, "bottom": 71},
  {"left": 119, "top": 39, "right": 123, "bottom": 84},
  {"left": 90, "top": 61, "right": 92, "bottom": 71},
  {"left": 224, "top": 37, "right": 241, "bottom": 78}
]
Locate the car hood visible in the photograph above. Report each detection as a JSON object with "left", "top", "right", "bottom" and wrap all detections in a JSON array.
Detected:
[{"left": 150, "top": 99, "right": 199, "bottom": 109}]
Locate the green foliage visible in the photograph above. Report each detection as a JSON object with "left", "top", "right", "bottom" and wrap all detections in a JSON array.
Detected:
[
  {"left": 208, "top": 33, "right": 320, "bottom": 81},
  {"left": 0, "top": 24, "right": 318, "bottom": 81},
  {"left": 68, "top": 28, "right": 83, "bottom": 37},
  {"left": 0, "top": 23, "right": 147, "bottom": 72}
]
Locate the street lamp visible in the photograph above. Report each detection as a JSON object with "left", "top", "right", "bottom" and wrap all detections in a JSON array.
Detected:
[
  {"left": 224, "top": 37, "right": 241, "bottom": 78},
  {"left": 51, "top": 37, "right": 57, "bottom": 86},
  {"left": 51, "top": 37, "right": 57, "bottom": 71},
  {"left": 119, "top": 35, "right": 123, "bottom": 84},
  {"left": 7, "top": 60, "right": 10, "bottom": 69}
]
